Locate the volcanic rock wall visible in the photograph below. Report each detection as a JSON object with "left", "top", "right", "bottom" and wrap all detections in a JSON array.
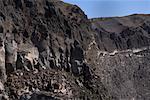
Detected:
[
  {"left": 0, "top": 0, "right": 150, "bottom": 100},
  {"left": 88, "top": 15, "right": 150, "bottom": 100},
  {"left": 0, "top": 0, "right": 93, "bottom": 80},
  {"left": 0, "top": 0, "right": 97, "bottom": 99}
]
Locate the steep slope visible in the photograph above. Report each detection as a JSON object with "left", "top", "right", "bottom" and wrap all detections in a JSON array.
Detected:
[
  {"left": 0, "top": 0, "right": 150, "bottom": 100},
  {"left": 0, "top": 0, "right": 105, "bottom": 100},
  {"left": 87, "top": 14, "right": 150, "bottom": 100},
  {"left": 91, "top": 14, "right": 150, "bottom": 52}
]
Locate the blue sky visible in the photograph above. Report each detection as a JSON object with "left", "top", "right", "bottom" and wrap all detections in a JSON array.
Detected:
[{"left": 63, "top": 0, "right": 150, "bottom": 18}]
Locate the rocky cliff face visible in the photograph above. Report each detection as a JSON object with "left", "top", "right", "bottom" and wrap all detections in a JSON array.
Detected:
[
  {"left": 88, "top": 15, "right": 150, "bottom": 100},
  {"left": 0, "top": 0, "right": 150, "bottom": 100},
  {"left": 0, "top": 0, "right": 95, "bottom": 99}
]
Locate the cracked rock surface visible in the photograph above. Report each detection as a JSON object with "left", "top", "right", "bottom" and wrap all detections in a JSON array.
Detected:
[{"left": 0, "top": 0, "right": 150, "bottom": 100}]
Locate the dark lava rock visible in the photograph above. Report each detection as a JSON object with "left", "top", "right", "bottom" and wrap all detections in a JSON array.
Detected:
[
  {"left": 0, "top": 0, "right": 95, "bottom": 100},
  {"left": 88, "top": 14, "right": 150, "bottom": 100},
  {"left": 0, "top": 0, "right": 150, "bottom": 100}
]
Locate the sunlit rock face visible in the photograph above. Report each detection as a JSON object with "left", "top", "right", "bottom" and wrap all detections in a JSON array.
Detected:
[
  {"left": 0, "top": 0, "right": 150, "bottom": 99},
  {"left": 88, "top": 15, "right": 150, "bottom": 100},
  {"left": 0, "top": 0, "right": 96, "bottom": 99},
  {"left": 91, "top": 15, "right": 150, "bottom": 52},
  {"left": 0, "top": 34, "right": 6, "bottom": 82}
]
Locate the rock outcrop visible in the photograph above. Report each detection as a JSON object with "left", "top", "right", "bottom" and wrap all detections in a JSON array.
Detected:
[
  {"left": 0, "top": 0, "right": 97, "bottom": 99},
  {"left": 0, "top": 0, "right": 150, "bottom": 100},
  {"left": 88, "top": 14, "right": 150, "bottom": 100}
]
